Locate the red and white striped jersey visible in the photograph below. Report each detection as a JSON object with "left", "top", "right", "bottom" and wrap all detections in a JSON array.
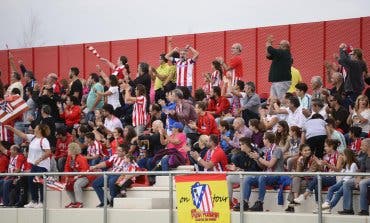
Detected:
[
  {"left": 132, "top": 96, "right": 147, "bottom": 127},
  {"left": 209, "top": 70, "right": 221, "bottom": 90},
  {"left": 105, "top": 154, "right": 126, "bottom": 172},
  {"left": 87, "top": 140, "right": 103, "bottom": 157},
  {"left": 8, "top": 154, "right": 26, "bottom": 173},
  {"left": 112, "top": 65, "right": 125, "bottom": 80},
  {"left": 174, "top": 58, "right": 195, "bottom": 87}
]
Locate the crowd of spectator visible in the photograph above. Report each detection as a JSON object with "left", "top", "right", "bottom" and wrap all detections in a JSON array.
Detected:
[{"left": 0, "top": 35, "right": 369, "bottom": 216}]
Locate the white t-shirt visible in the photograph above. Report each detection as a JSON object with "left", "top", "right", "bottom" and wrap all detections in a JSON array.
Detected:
[
  {"left": 342, "top": 163, "right": 358, "bottom": 182},
  {"left": 107, "top": 86, "right": 121, "bottom": 109},
  {"left": 352, "top": 109, "right": 370, "bottom": 133},
  {"left": 104, "top": 116, "right": 123, "bottom": 132},
  {"left": 26, "top": 134, "right": 51, "bottom": 171},
  {"left": 287, "top": 106, "right": 307, "bottom": 128}
]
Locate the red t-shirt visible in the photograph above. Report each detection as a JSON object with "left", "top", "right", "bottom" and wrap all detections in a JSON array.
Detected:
[
  {"left": 55, "top": 133, "right": 73, "bottom": 159},
  {"left": 207, "top": 96, "right": 230, "bottom": 116},
  {"left": 0, "top": 153, "right": 9, "bottom": 173},
  {"left": 203, "top": 146, "right": 228, "bottom": 172},
  {"left": 229, "top": 55, "right": 243, "bottom": 78},
  {"left": 197, "top": 112, "right": 220, "bottom": 136}
]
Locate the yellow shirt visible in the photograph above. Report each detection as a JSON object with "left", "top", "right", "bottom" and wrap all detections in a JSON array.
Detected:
[
  {"left": 168, "top": 64, "right": 177, "bottom": 83},
  {"left": 288, "top": 66, "right": 302, "bottom": 93},
  {"left": 154, "top": 63, "right": 171, "bottom": 90}
]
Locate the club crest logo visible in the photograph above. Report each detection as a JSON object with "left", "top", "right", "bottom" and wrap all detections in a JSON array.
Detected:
[{"left": 191, "top": 182, "right": 213, "bottom": 212}]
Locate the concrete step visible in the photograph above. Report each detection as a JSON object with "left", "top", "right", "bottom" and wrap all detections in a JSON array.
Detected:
[
  {"left": 113, "top": 197, "right": 175, "bottom": 209},
  {"left": 153, "top": 176, "right": 175, "bottom": 187}
]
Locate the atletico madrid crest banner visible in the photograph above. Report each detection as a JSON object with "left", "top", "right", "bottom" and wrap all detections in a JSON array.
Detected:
[
  {"left": 0, "top": 95, "right": 29, "bottom": 125},
  {"left": 175, "top": 174, "right": 230, "bottom": 223}
]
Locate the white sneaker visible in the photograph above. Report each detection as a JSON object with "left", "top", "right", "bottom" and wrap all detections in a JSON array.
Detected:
[
  {"left": 35, "top": 203, "right": 43, "bottom": 208},
  {"left": 293, "top": 194, "right": 305, "bottom": 204},
  {"left": 322, "top": 209, "right": 331, "bottom": 214},
  {"left": 322, "top": 201, "right": 330, "bottom": 210},
  {"left": 24, "top": 201, "right": 38, "bottom": 208}
]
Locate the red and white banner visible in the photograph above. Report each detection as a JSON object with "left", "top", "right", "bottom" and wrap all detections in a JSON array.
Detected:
[
  {"left": 34, "top": 176, "right": 66, "bottom": 191},
  {"left": 0, "top": 95, "right": 29, "bottom": 125}
]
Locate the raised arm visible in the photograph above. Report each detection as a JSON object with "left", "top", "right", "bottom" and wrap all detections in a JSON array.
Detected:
[
  {"left": 100, "top": 57, "right": 116, "bottom": 70},
  {"left": 5, "top": 125, "right": 28, "bottom": 140}
]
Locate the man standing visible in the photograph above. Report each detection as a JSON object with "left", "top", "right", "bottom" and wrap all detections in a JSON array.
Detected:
[
  {"left": 266, "top": 35, "right": 292, "bottom": 100},
  {"left": 165, "top": 45, "right": 199, "bottom": 92},
  {"left": 69, "top": 67, "right": 83, "bottom": 103},
  {"left": 217, "top": 43, "right": 243, "bottom": 86},
  {"left": 86, "top": 73, "right": 104, "bottom": 121}
]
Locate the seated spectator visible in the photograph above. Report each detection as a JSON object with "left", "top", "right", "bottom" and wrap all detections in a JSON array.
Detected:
[
  {"left": 54, "top": 127, "right": 73, "bottom": 172},
  {"left": 340, "top": 138, "right": 370, "bottom": 215},
  {"left": 295, "top": 82, "right": 311, "bottom": 110},
  {"left": 207, "top": 86, "right": 230, "bottom": 118},
  {"left": 241, "top": 81, "right": 260, "bottom": 124},
  {"left": 285, "top": 95, "right": 307, "bottom": 128},
  {"left": 187, "top": 101, "right": 220, "bottom": 145},
  {"left": 90, "top": 145, "right": 129, "bottom": 207},
  {"left": 219, "top": 120, "right": 232, "bottom": 154},
  {"left": 84, "top": 132, "right": 104, "bottom": 166},
  {"left": 294, "top": 139, "right": 343, "bottom": 206},
  {"left": 137, "top": 120, "right": 166, "bottom": 171},
  {"left": 0, "top": 144, "right": 26, "bottom": 207},
  {"left": 285, "top": 144, "right": 321, "bottom": 212},
  {"left": 223, "top": 117, "right": 252, "bottom": 152},
  {"left": 347, "top": 95, "right": 370, "bottom": 138},
  {"left": 227, "top": 137, "right": 261, "bottom": 207},
  {"left": 285, "top": 126, "right": 301, "bottom": 171},
  {"left": 259, "top": 103, "right": 279, "bottom": 132},
  {"left": 327, "top": 94, "right": 349, "bottom": 133},
  {"left": 157, "top": 122, "right": 187, "bottom": 171},
  {"left": 188, "top": 135, "right": 209, "bottom": 171},
  {"left": 115, "top": 154, "right": 138, "bottom": 198},
  {"left": 235, "top": 132, "right": 285, "bottom": 212},
  {"left": 275, "top": 120, "right": 291, "bottom": 155},
  {"left": 102, "top": 104, "right": 123, "bottom": 134},
  {"left": 348, "top": 126, "right": 363, "bottom": 154},
  {"left": 58, "top": 96, "right": 81, "bottom": 132},
  {"left": 321, "top": 148, "right": 358, "bottom": 214},
  {"left": 326, "top": 118, "right": 346, "bottom": 153},
  {"left": 248, "top": 119, "right": 265, "bottom": 149},
  {"left": 189, "top": 134, "right": 228, "bottom": 172},
  {"left": 64, "top": 143, "right": 92, "bottom": 208},
  {"left": 109, "top": 127, "right": 124, "bottom": 155}
]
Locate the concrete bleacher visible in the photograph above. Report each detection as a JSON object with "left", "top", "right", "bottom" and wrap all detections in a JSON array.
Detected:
[{"left": 1, "top": 167, "right": 370, "bottom": 223}]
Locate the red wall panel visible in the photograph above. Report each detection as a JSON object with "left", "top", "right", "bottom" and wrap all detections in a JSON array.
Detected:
[
  {"left": 59, "top": 44, "right": 84, "bottom": 80},
  {"left": 85, "top": 42, "right": 110, "bottom": 80},
  {"left": 362, "top": 17, "right": 370, "bottom": 64},
  {"left": 195, "top": 31, "right": 225, "bottom": 91},
  {"left": 8, "top": 48, "right": 33, "bottom": 75},
  {"left": 290, "top": 22, "right": 324, "bottom": 91},
  {"left": 226, "top": 28, "right": 256, "bottom": 84},
  {"left": 325, "top": 18, "right": 361, "bottom": 62},
  {"left": 257, "top": 25, "right": 289, "bottom": 95},
  {"left": 138, "top": 37, "right": 165, "bottom": 72},
  {"left": 34, "top": 46, "right": 58, "bottom": 82},
  {"left": 0, "top": 50, "right": 9, "bottom": 84},
  {"left": 111, "top": 39, "right": 138, "bottom": 80}
]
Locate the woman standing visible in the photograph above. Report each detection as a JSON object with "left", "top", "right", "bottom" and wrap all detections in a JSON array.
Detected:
[{"left": 5, "top": 124, "right": 51, "bottom": 208}]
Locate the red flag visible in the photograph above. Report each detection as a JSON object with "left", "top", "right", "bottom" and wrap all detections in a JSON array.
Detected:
[{"left": 0, "top": 95, "right": 29, "bottom": 125}]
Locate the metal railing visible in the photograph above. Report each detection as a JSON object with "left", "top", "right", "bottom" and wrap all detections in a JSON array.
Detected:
[{"left": 1, "top": 171, "right": 370, "bottom": 223}]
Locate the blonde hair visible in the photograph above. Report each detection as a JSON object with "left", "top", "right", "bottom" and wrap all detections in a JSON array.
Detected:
[
  {"left": 68, "top": 142, "right": 81, "bottom": 155},
  {"left": 355, "top": 95, "right": 369, "bottom": 110}
]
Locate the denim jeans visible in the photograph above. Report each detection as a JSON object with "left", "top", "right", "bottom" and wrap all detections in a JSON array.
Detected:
[
  {"left": 137, "top": 157, "right": 155, "bottom": 171},
  {"left": 307, "top": 176, "right": 336, "bottom": 202},
  {"left": 0, "top": 178, "right": 14, "bottom": 205},
  {"left": 92, "top": 175, "right": 120, "bottom": 204},
  {"left": 344, "top": 178, "right": 370, "bottom": 211},
  {"left": 161, "top": 156, "right": 170, "bottom": 171},
  {"left": 325, "top": 180, "right": 343, "bottom": 208},
  {"left": 28, "top": 165, "right": 48, "bottom": 203},
  {"left": 243, "top": 175, "right": 280, "bottom": 202}
]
